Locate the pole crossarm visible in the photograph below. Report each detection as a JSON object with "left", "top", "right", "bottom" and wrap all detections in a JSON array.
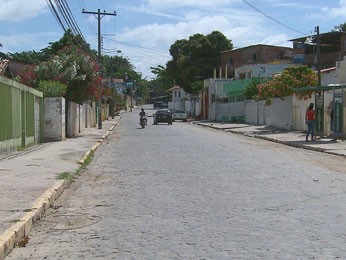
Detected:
[{"left": 82, "top": 9, "right": 117, "bottom": 17}]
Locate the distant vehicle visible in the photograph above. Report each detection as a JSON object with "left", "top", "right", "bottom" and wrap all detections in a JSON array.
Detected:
[
  {"left": 153, "top": 101, "right": 163, "bottom": 109},
  {"left": 153, "top": 101, "right": 168, "bottom": 109},
  {"left": 172, "top": 109, "right": 188, "bottom": 122},
  {"left": 153, "top": 109, "right": 173, "bottom": 125}
]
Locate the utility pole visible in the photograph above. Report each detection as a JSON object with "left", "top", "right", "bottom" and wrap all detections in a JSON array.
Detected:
[
  {"left": 82, "top": 8, "right": 117, "bottom": 129},
  {"left": 316, "top": 26, "right": 321, "bottom": 86}
]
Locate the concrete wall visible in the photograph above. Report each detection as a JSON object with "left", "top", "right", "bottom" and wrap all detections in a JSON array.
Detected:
[
  {"left": 44, "top": 97, "right": 65, "bottom": 142},
  {"left": 66, "top": 101, "right": 83, "bottom": 138},
  {"left": 268, "top": 96, "right": 293, "bottom": 129},
  {"left": 244, "top": 96, "right": 292, "bottom": 130},
  {"left": 84, "top": 102, "right": 96, "bottom": 128},
  {"left": 44, "top": 99, "right": 97, "bottom": 140},
  {"left": 213, "top": 102, "right": 245, "bottom": 122},
  {"left": 245, "top": 100, "right": 267, "bottom": 125}
]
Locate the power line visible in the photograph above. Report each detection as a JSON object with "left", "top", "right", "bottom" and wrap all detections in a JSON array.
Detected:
[
  {"left": 46, "top": 0, "right": 87, "bottom": 47},
  {"left": 60, "top": 0, "right": 85, "bottom": 41},
  {"left": 102, "top": 35, "right": 170, "bottom": 57},
  {"left": 241, "top": 0, "right": 307, "bottom": 36},
  {"left": 46, "top": 0, "right": 66, "bottom": 32}
]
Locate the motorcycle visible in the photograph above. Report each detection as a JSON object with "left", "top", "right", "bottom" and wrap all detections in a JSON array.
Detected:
[{"left": 139, "top": 115, "right": 147, "bottom": 128}]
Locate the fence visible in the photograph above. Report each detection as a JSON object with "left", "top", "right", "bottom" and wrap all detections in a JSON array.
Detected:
[{"left": 0, "top": 76, "right": 43, "bottom": 154}]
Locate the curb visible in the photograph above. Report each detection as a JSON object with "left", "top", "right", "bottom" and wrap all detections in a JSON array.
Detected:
[
  {"left": 0, "top": 120, "right": 119, "bottom": 260},
  {"left": 198, "top": 123, "right": 346, "bottom": 158}
]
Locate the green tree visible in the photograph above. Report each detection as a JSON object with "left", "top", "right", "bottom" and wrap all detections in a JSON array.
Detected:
[
  {"left": 101, "top": 55, "right": 135, "bottom": 79},
  {"left": 19, "top": 45, "right": 100, "bottom": 104},
  {"left": 9, "top": 30, "right": 94, "bottom": 65},
  {"left": 150, "top": 65, "right": 175, "bottom": 94},
  {"left": 159, "top": 31, "right": 233, "bottom": 94},
  {"left": 36, "top": 80, "right": 67, "bottom": 97},
  {"left": 258, "top": 65, "right": 317, "bottom": 105},
  {"left": 244, "top": 78, "right": 268, "bottom": 100}
]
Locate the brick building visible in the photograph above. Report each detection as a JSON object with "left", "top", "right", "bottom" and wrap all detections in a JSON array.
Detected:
[{"left": 220, "top": 44, "right": 293, "bottom": 78}]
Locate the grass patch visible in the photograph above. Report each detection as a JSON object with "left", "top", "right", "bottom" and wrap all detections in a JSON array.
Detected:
[
  {"left": 23, "top": 209, "right": 32, "bottom": 212},
  {"left": 56, "top": 150, "right": 95, "bottom": 180},
  {"left": 57, "top": 172, "right": 73, "bottom": 181},
  {"left": 10, "top": 219, "right": 21, "bottom": 223},
  {"left": 75, "top": 150, "right": 94, "bottom": 176}
]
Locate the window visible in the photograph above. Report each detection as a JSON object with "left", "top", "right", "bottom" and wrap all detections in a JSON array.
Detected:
[{"left": 252, "top": 53, "right": 257, "bottom": 61}]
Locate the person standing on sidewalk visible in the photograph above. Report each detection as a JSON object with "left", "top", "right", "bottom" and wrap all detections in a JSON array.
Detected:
[{"left": 305, "top": 102, "right": 315, "bottom": 142}]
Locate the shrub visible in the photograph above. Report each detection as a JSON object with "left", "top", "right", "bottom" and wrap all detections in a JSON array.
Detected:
[{"left": 37, "top": 80, "right": 66, "bottom": 97}]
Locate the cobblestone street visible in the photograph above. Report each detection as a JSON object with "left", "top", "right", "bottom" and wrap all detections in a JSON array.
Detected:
[{"left": 8, "top": 111, "right": 346, "bottom": 259}]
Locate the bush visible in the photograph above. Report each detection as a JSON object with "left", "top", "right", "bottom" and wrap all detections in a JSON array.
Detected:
[{"left": 37, "top": 80, "right": 66, "bottom": 97}]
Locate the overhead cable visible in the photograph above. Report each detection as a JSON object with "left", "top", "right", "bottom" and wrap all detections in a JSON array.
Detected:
[{"left": 241, "top": 0, "right": 307, "bottom": 36}]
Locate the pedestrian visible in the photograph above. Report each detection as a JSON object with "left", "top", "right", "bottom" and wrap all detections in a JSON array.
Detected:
[{"left": 305, "top": 102, "right": 315, "bottom": 142}]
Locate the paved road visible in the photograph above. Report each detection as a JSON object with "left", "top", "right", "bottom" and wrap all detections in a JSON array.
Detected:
[{"left": 8, "top": 109, "right": 346, "bottom": 259}]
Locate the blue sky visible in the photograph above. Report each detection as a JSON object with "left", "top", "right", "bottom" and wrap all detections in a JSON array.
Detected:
[{"left": 1, "top": 0, "right": 346, "bottom": 79}]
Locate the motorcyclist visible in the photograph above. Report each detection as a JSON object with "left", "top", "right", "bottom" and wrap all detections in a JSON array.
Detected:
[{"left": 139, "top": 108, "right": 147, "bottom": 125}]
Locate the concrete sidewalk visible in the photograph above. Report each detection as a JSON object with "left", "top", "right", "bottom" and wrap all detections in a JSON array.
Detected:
[
  {"left": 0, "top": 116, "right": 120, "bottom": 260},
  {"left": 196, "top": 121, "right": 346, "bottom": 157}
]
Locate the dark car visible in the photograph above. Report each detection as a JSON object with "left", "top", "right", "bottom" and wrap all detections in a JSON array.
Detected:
[
  {"left": 153, "top": 101, "right": 163, "bottom": 109},
  {"left": 153, "top": 109, "right": 173, "bottom": 125},
  {"left": 153, "top": 101, "right": 168, "bottom": 109}
]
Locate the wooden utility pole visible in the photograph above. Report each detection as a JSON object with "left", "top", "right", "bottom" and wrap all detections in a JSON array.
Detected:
[{"left": 82, "top": 9, "right": 117, "bottom": 129}]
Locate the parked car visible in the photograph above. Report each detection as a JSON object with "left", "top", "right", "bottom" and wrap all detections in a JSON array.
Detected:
[
  {"left": 153, "top": 109, "right": 173, "bottom": 125},
  {"left": 172, "top": 109, "right": 188, "bottom": 122}
]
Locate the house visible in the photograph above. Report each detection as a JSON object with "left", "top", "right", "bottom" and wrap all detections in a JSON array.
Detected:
[
  {"left": 168, "top": 85, "right": 191, "bottom": 111},
  {"left": 220, "top": 44, "right": 293, "bottom": 78},
  {"left": 289, "top": 31, "right": 346, "bottom": 69},
  {"left": 168, "top": 85, "right": 202, "bottom": 117},
  {"left": 0, "top": 59, "right": 30, "bottom": 79}
]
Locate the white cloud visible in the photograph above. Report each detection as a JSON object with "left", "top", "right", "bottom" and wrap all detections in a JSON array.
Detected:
[
  {"left": 0, "top": 0, "right": 47, "bottom": 22},
  {"left": 1, "top": 32, "right": 60, "bottom": 53},
  {"left": 324, "top": 0, "right": 346, "bottom": 17},
  {"left": 145, "top": 0, "right": 240, "bottom": 10}
]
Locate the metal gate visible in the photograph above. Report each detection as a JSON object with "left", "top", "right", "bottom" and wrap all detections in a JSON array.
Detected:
[{"left": 315, "top": 91, "right": 324, "bottom": 136}]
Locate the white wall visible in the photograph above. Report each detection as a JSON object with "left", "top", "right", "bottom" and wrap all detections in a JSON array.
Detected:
[
  {"left": 269, "top": 96, "right": 293, "bottom": 129},
  {"left": 67, "top": 102, "right": 85, "bottom": 138},
  {"left": 245, "top": 97, "right": 292, "bottom": 130},
  {"left": 245, "top": 100, "right": 267, "bottom": 125},
  {"left": 44, "top": 97, "right": 65, "bottom": 142}
]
